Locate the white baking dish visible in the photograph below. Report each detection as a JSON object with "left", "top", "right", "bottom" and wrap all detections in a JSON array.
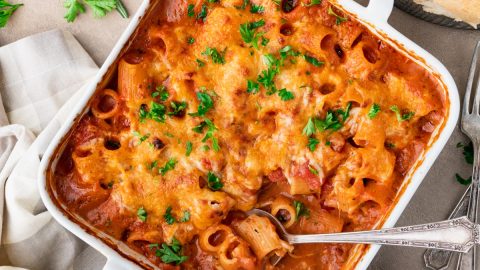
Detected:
[{"left": 37, "top": 0, "right": 460, "bottom": 269}]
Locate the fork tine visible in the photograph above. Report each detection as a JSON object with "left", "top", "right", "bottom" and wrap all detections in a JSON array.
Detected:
[{"left": 467, "top": 41, "right": 480, "bottom": 115}]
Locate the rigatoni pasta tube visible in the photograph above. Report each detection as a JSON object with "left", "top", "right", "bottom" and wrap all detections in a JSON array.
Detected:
[{"left": 232, "top": 215, "right": 293, "bottom": 260}]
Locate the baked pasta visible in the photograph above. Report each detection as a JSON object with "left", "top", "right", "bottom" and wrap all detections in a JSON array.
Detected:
[{"left": 48, "top": 0, "right": 448, "bottom": 269}]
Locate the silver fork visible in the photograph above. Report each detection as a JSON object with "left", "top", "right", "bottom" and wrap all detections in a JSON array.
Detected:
[{"left": 458, "top": 41, "right": 480, "bottom": 270}]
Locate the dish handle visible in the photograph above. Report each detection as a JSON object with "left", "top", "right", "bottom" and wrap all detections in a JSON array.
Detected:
[{"left": 366, "top": 0, "right": 394, "bottom": 23}]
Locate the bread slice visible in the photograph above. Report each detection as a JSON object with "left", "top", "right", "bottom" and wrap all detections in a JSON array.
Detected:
[{"left": 414, "top": 0, "right": 480, "bottom": 28}]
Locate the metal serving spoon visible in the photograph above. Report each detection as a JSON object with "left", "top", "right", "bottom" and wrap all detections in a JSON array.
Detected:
[{"left": 247, "top": 209, "right": 480, "bottom": 265}]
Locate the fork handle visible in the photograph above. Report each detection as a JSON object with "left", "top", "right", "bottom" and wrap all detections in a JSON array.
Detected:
[
  {"left": 457, "top": 140, "right": 480, "bottom": 270},
  {"left": 286, "top": 217, "right": 479, "bottom": 252}
]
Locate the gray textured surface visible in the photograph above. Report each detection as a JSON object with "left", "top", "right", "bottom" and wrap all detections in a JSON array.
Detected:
[{"left": 1, "top": 1, "right": 480, "bottom": 269}]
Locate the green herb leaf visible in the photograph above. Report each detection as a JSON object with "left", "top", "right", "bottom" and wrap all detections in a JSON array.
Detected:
[
  {"left": 261, "top": 37, "right": 269, "bottom": 46},
  {"left": 303, "top": 0, "right": 321, "bottom": 7},
  {"left": 202, "top": 47, "right": 225, "bottom": 64},
  {"left": 207, "top": 172, "right": 223, "bottom": 191},
  {"left": 115, "top": 0, "right": 128, "bottom": 18},
  {"left": 192, "top": 121, "right": 208, "bottom": 133},
  {"left": 368, "top": 103, "right": 380, "bottom": 119},
  {"left": 84, "top": 0, "right": 116, "bottom": 18},
  {"left": 190, "top": 91, "right": 214, "bottom": 116},
  {"left": 201, "top": 119, "right": 220, "bottom": 152},
  {"left": 179, "top": 211, "right": 190, "bottom": 222},
  {"left": 159, "top": 158, "right": 177, "bottom": 176},
  {"left": 137, "top": 207, "right": 147, "bottom": 222},
  {"left": 235, "top": 0, "right": 248, "bottom": 10},
  {"left": 186, "top": 141, "right": 193, "bottom": 156},
  {"left": 457, "top": 141, "right": 473, "bottom": 165},
  {"left": 456, "top": 174, "right": 472, "bottom": 185},
  {"left": 250, "top": 4, "right": 264, "bottom": 13},
  {"left": 302, "top": 118, "right": 316, "bottom": 136},
  {"left": 239, "top": 19, "right": 265, "bottom": 49},
  {"left": 327, "top": 6, "right": 347, "bottom": 25},
  {"left": 168, "top": 101, "right": 188, "bottom": 116},
  {"left": 133, "top": 131, "right": 150, "bottom": 144},
  {"left": 390, "top": 105, "right": 414, "bottom": 122},
  {"left": 293, "top": 200, "right": 309, "bottom": 219},
  {"left": 197, "top": 3, "right": 208, "bottom": 21},
  {"left": 187, "top": 3, "right": 195, "bottom": 17},
  {"left": 308, "top": 165, "right": 319, "bottom": 175},
  {"left": 303, "top": 54, "right": 324, "bottom": 67},
  {"left": 147, "top": 160, "right": 158, "bottom": 170},
  {"left": 308, "top": 137, "right": 319, "bottom": 152},
  {"left": 164, "top": 206, "right": 175, "bottom": 225},
  {"left": 155, "top": 238, "right": 188, "bottom": 265},
  {"left": 278, "top": 88, "right": 294, "bottom": 101},
  {"left": 247, "top": 79, "right": 260, "bottom": 94},
  {"left": 187, "top": 37, "right": 195, "bottom": 44},
  {"left": 64, "top": 0, "right": 84, "bottom": 23},
  {"left": 196, "top": 58, "right": 206, "bottom": 67}
]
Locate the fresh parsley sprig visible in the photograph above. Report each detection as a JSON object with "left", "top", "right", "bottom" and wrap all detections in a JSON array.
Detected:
[
  {"left": 293, "top": 200, "right": 310, "bottom": 219},
  {"left": 154, "top": 238, "right": 188, "bottom": 265},
  {"left": 303, "top": 102, "right": 352, "bottom": 136},
  {"left": 0, "top": 0, "right": 23, "bottom": 28},
  {"left": 327, "top": 6, "right": 347, "bottom": 25},
  {"left": 63, "top": 0, "right": 128, "bottom": 22},
  {"left": 390, "top": 105, "right": 414, "bottom": 122},
  {"left": 239, "top": 19, "right": 265, "bottom": 49},
  {"left": 207, "top": 171, "right": 223, "bottom": 190}
]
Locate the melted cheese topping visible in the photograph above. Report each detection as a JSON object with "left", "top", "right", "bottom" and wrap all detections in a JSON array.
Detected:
[{"left": 51, "top": 0, "right": 448, "bottom": 269}]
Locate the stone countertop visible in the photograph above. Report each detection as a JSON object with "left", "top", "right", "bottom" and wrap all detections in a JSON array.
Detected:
[{"left": 1, "top": 1, "right": 480, "bottom": 269}]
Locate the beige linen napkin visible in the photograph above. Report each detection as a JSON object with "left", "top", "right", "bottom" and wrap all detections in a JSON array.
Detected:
[{"left": 0, "top": 29, "right": 106, "bottom": 270}]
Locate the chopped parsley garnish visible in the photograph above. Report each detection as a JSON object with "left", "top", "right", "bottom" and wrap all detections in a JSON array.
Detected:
[
  {"left": 328, "top": 6, "right": 347, "bottom": 25},
  {"left": 201, "top": 119, "right": 220, "bottom": 151},
  {"left": 147, "top": 160, "right": 158, "bottom": 170},
  {"left": 192, "top": 121, "right": 208, "bottom": 133},
  {"left": 196, "top": 58, "right": 206, "bottom": 67},
  {"left": 168, "top": 101, "right": 188, "bottom": 116},
  {"left": 137, "top": 207, "right": 147, "bottom": 222},
  {"left": 368, "top": 103, "right": 380, "bottom": 119},
  {"left": 155, "top": 238, "right": 188, "bottom": 265},
  {"left": 280, "top": 46, "right": 301, "bottom": 59},
  {"left": 303, "top": 103, "right": 352, "bottom": 135},
  {"left": 187, "top": 3, "right": 195, "bottom": 17},
  {"left": 164, "top": 206, "right": 175, "bottom": 225},
  {"left": 190, "top": 91, "right": 214, "bottom": 116},
  {"left": 133, "top": 131, "right": 150, "bottom": 144},
  {"left": 202, "top": 47, "right": 225, "bottom": 64},
  {"left": 179, "top": 211, "right": 190, "bottom": 222},
  {"left": 186, "top": 141, "right": 193, "bottom": 156},
  {"left": 152, "top": 86, "right": 169, "bottom": 101},
  {"left": 250, "top": 4, "right": 264, "bottom": 13},
  {"left": 385, "top": 142, "right": 395, "bottom": 149},
  {"left": 159, "top": 158, "right": 177, "bottom": 176},
  {"left": 197, "top": 3, "right": 208, "bottom": 21},
  {"left": 187, "top": 37, "right": 195, "bottom": 44},
  {"left": 247, "top": 79, "right": 260, "bottom": 94},
  {"left": 303, "top": 118, "right": 316, "bottom": 136},
  {"left": 457, "top": 141, "right": 474, "bottom": 164},
  {"left": 261, "top": 37, "right": 269, "bottom": 46},
  {"left": 390, "top": 105, "right": 414, "bottom": 122},
  {"left": 308, "top": 137, "right": 319, "bottom": 152},
  {"left": 308, "top": 165, "right": 319, "bottom": 175},
  {"left": 303, "top": 0, "right": 322, "bottom": 7},
  {"left": 303, "top": 54, "right": 324, "bottom": 67},
  {"left": 207, "top": 171, "right": 223, "bottom": 190},
  {"left": 456, "top": 174, "right": 472, "bottom": 185},
  {"left": 293, "top": 201, "right": 310, "bottom": 219},
  {"left": 1, "top": 0, "right": 23, "bottom": 27},
  {"left": 278, "top": 88, "right": 294, "bottom": 101},
  {"left": 239, "top": 19, "right": 265, "bottom": 49}
]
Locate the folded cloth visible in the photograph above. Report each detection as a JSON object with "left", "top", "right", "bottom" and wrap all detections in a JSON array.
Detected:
[{"left": 0, "top": 29, "right": 106, "bottom": 270}]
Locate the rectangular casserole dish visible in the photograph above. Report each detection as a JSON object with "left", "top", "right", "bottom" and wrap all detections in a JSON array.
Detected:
[{"left": 38, "top": 0, "right": 460, "bottom": 269}]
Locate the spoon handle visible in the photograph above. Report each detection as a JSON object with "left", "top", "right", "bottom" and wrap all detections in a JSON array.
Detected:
[{"left": 287, "top": 216, "right": 480, "bottom": 253}]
